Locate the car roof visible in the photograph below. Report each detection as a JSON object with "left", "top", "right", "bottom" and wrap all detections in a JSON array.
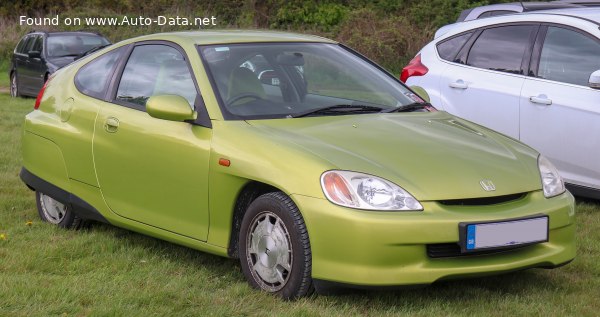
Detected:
[
  {"left": 534, "top": 7, "right": 600, "bottom": 23},
  {"left": 457, "top": 2, "right": 582, "bottom": 22},
  {"left": 438, "top": 7, "right": 600, "bottom": 39},
  {"left": 123, "top": 30, "right": 336, "bottom": 46},
  {"left": 27, "top": 30, "right": 105, "bottom": 36},
  {"left": 555, "top": 0, "right": 600, "bottom": 5}
]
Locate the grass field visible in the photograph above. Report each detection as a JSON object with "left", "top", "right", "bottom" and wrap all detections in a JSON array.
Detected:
[{"left": 0, "top": 93, "right": 599, "bottom": 316}]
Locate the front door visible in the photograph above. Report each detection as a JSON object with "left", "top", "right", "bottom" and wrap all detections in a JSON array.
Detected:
[
  {"left": 520, "top": 26, "right": 600, "bottom": 190},
  {"left": 93, "top": 43, "right": 211, "bottom": 240},
  {"left": 439, "top": 24, "right": 538, "bottom": 139}
]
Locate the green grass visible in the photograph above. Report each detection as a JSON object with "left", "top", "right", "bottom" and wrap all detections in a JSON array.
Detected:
[
  {"left": 0, "top": 65, "right": 8, "bottom": 88},
  {"left": 0, "top": 92, "right": 599, "bottom": 316}
]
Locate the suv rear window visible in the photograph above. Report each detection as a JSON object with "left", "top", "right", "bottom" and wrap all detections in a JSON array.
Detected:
[
  {"left": 466, "top": 25, "right": 535, "bottom": 74},
  {"left": 437, "top": 32, "right": 473, "bottom": 62},
  {"left": 47, "top": 34, "right": 109, "bottom": 58}
]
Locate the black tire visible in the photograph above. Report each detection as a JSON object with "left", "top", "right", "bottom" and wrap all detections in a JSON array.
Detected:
[
  {"left": 35, "top": 191, "right": 85, "bottom": 229},
  {"left": 239, "top": 192, "right": 314, "bottom": 299},
  {"left": 10, "top": 72, "right": 19, "bottom": 98}
]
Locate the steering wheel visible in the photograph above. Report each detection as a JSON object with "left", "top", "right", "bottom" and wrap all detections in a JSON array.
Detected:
[{"left": 226, "top": 93, "right": 264, "bottom": 106}]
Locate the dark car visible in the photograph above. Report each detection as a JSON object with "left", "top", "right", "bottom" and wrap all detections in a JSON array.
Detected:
[{"left": 9, "top": 31, "right": 110, "bottom": 98}]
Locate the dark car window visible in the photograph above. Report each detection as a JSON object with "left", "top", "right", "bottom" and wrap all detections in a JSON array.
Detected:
[
  {"left": 31, "top": 36, "right": 43, "bottom": 53},
  {"left": 538, "top": 26, "right": 600, "bottom": 86},
  {"left": 437, "top": 32, "right": 473, "bottom": 62},
  {"left": 116, "top": 44, "right": 198, "bottom": 108},
  {"left": 22, "top": 36, "right": 36, "bottom": 54},
  {"left": 47, "top": 34, "right": 110, "bottom": 58},
  {"left": 75, "top": 47, "right": 124, "bottom": 99},
  {"left": 15, "top": 36, "right": 28, "bottom": 54},
  {"left": 467, "top": 25, "right": 535, "bottom": 74}
]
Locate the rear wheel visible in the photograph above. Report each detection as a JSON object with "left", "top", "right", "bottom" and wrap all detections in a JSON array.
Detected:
[
  {"left": 10, "top": 72, "right": 19, "bottom": 97},
  {"left": 239, "top": 192, "right": 314, "bottom": 299},
  {"left": 36, "top": 191, "right": 84, "bottom": 229}
]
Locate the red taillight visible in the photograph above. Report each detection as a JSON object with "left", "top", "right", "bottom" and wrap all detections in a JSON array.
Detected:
[
  {"left": 400, "top": 54, "right": 428, "bottom": 83},
  {"left": 34, "top": 80, "right": 49, "bottom": 110}
]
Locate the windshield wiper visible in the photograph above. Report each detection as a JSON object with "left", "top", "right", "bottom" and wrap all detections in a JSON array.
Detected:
[
  {"left": 75, "top": 44, "right": 112, "bottom": 60},
  {"left": 292, "top": 104, "right": 383, "bottom": 118},
  {"left": 382, "top": 102, "right": 431, "bottom": 113},
  {"left": 52, "top": 54, "right": 81, "bottom": 58}
]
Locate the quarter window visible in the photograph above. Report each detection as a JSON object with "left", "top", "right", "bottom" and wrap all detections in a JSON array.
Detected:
[
  {"left": 75, "top": 47, "right": 124, "bottom": 99},
  {"left": 437, "top": 32, "right": 473, "bottom": 62},
  {"left": 22, "top": 36, "right": 36, "bottom": 54},
  {"left": 15, "top": 37, "right": 28, "bottom": 54},
  {"left": 116, "top": 44, "right": 197, "bottom": 108},
  {"left": 467, "top": 25, "right": 535, "bottom": 74},
  {"left": 31, "top": 36, "right": 43, "bottom": 53},
  {"left": 538, "top": 27, "right": 600, "bottom": 86}
]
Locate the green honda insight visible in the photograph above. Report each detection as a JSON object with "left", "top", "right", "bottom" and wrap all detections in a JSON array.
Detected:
[{"left": 20, "top": 30, "right": 575, "bottom": 299}]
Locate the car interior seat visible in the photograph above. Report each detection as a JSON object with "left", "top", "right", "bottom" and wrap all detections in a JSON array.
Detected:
[{"left": 227, "top": 67, "right": 266, "bottom": 105}]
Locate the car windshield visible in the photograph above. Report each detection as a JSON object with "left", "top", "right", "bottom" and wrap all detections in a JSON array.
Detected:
[
  {"left": 47, "top": 34, "right": 110, "bottom": 58},
  {"left": 199, "top": 43, "right": 426, "bottom": 119}
]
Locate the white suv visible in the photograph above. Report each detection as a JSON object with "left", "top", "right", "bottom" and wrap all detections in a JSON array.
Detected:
[{"left": 404, "top": 8, "right": 600, "bottom": 198}]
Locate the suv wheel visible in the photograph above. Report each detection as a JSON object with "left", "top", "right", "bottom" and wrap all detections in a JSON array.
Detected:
[{"left": 239, "top": 192, "right": 314, "bottom": 300}]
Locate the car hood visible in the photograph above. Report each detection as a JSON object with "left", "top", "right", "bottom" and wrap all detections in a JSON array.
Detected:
[
  {"left": 47, "top": 56, "right": 76, "bottom": 68},
  {"left": 247, "top": 112, "right": 541, "bottom": 201}
]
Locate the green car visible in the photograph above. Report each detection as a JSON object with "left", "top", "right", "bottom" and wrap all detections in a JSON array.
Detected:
[{"left": 20, "top": 30, "right": 575, "bottom": 299}]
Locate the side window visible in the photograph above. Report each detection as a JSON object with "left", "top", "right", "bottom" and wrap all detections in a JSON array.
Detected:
[
  {"left": 437, "top": 32, "right": 473, "bottom": 62},
  {"left": 31, "top": 36, "right": 43, "bottom": 53},
  {"left": 15, "top": 36, "right": 28, "bottom": 54},
  {"left": 538, "top": 27, "right": 600, "bottom": 86},
  {"left": 75, "top": 47, "right": 124, "bottom": 99},
  {"left": 467, "top": 25, "right": 535, "bottom": 74},
  {"left": 22, "top": 36, "right": 36, "bottom": 54},
  {"left": 116, "top": 45, "right": 197, "bottom": 108}
]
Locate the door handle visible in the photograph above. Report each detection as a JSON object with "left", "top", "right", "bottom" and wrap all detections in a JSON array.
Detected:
[
  {"left": 529, "top": 95, "right": 552, "bottom": 106},
  {"left": 449, "top": 80, "right": 468, "bottom": 89},
  {"left": 104, "top": 117, "right": 119, "bottom": 133}
]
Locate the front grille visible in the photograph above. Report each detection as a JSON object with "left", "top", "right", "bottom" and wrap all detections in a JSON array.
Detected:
[
  {"left": 426, "top": 243, "right": 527, "bottom": 258},
  {"left": 438, "top": 193, "right": 526, "bottom": 206}
]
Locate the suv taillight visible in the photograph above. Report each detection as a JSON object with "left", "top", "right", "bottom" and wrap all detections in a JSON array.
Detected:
[
  {"left": 34, "top": 80, "right": 49, "bottom": 110},
  {"left": 400, "top": 54, "right": 428, "bottom": 83}
]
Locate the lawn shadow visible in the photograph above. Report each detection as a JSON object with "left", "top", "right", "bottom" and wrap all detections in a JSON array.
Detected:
[
  {"left": 316, "top": 268, "right": 569, "bottom": 310},
  {"left": 83, "top": 219, "right": 569, "bottom": 309},
  {"left": 86, "top": 220, "right": 239, "bottom": 273}
]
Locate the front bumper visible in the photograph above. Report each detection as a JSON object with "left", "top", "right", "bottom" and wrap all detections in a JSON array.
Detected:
[{"left": 292, "top": 190, "right": 575, "bottom": 287}]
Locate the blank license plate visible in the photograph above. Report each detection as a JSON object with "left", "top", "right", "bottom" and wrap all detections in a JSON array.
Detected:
[{"left": 464, "top": 216, "right": 548, "bottom": 251}]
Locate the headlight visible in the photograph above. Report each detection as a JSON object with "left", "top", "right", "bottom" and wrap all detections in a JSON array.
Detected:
[
  {"left": 320, "top": 170, "right": 423, "bottom": 211},
  {"left": 538, "top": 155, "right": 565, "bottom": 198}
]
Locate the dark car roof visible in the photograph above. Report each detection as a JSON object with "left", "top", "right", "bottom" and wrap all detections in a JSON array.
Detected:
[{"left": 27, "top": 30, "right": 106, "bottom": 37}]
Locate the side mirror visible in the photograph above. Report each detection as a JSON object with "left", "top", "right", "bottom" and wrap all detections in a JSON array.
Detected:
[
  {"left": 28, "top": 50, "right": 41, "bottom": 59},
  {"left": 409, "top": 85, "right": 431, "bottom": 103},
  {"left": 146, "top": 95, "right": 197, "bottom": 122},
  {"left": 589, "top": 70, "right": 600, "bottom": 89}
]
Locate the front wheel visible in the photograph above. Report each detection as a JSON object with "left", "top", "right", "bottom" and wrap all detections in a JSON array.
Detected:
[
  {"left": 36, "top": 191, "right": 85, "bottom": 229},
  {"left": 10, "top": 72, "right": 19, "bottom": 98},
  {"left": 239, "top": 192, "right": 314, "bottom": 299}
]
